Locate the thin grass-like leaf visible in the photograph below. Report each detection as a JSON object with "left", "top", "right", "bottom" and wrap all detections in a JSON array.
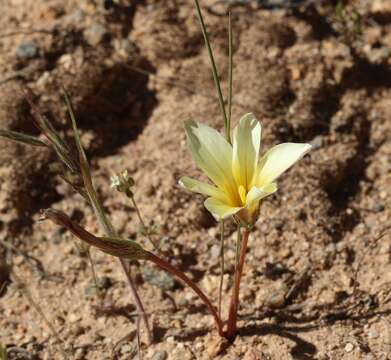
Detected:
[
  {"left": 227, "top": 11, "right": 233, "bottom": 133},
  {"left": 23, "top": 88, "right": 79, "bottom": 174},
  {"left": 193, "top": 0, "right": 230, "bottom": 143},
  {"left": 59, "top": 172, "right": 88, "bottom": 200},
  {"left": 0, "top": 343, "right": 7, "bottom": 360},
  {"left": 335, "top": 1, "right": 344, "bottom": 19},
  {"left": 63, "top": 89, "right": 115, "bottom": 237},
  {"left": 0, "top": 130, "right": 48, "bottom": 147}
]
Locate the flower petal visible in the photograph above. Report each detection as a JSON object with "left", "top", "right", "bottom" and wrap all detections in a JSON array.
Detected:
[
  {"left": 256, "top": 143, "right": 312, "bottom": 186},
  {"left": 179, "top": 176, "right": 230, "bottom": 203},
  {"left": 245, "top": 182, "right": 277, "bottom": 208},
  {"left": 232, "top": 113, "right": 261, "bottom": 189},
  {"left": 184, "top": 120, "right": 235, "bottom": 192},
  {"left": 204, "top": 197, "right": 242, "bottom": 220}
]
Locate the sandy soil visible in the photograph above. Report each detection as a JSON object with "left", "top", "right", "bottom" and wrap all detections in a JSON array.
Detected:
[{"left": 1, "top": 0, "right": 391, "bottom": 359}]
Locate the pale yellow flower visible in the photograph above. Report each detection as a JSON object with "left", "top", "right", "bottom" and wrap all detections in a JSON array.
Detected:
[{"left": 180, "top": 113, "right": 312, "bottom": 224}]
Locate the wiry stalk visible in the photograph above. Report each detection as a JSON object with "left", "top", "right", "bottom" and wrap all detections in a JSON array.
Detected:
[
  {"left": 227, "top": 11, "right": 233, "bottom": 135},
  {"left": 226, "top": 227, "right": 250, "bottom": 340},
  {"left": 120, "top": 258, "right": 150, "bottom": 350},
  {"left": 130, "top": 195, "right": 161, "bottom": 253},
  {"left": 193, "top": 0, "right": 230, "bottom": 143},
  {"left": 63, "top": 91, "right": 153, "bottom": 343},
  {"left": 86, "top": 248, "right": 103, "bottom": 301}
]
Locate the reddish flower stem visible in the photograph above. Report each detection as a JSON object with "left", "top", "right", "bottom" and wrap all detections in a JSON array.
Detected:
[
  {"left": 43, "top": 208, "right": 224, "bottom": 338},
  {"left": 147, "top": 252, "right": 224, "bottom": 337},
  {"left": 226, "top": 227, "right": 250, "bottom": 340}
]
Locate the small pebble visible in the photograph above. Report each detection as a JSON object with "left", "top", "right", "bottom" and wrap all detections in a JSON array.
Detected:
[
  {"left": 84, "top": 23, "right": 110, "bottom": 46},
  {"left": 16, "top": 42, "right": 39, "bottom": 59},
  {"left": 68, "top": 313, "right": 81, "bottom": 323},
  {"left": 310, "top": 136, "right": 323, "bottom": 150},
  {"left": 176, "top": 297, "right": 187, "bottom": 307},
  {"left": 85, "top": 276, "right": 112, "bottom": 296},
  {"left": 364, "top": 355, "right": 375, "bottom": 360},
  {"left": 206, "top": 334, "right": 229, "bottom": 358},
  {"left": 74, "top": 348, "right": 86, "bottom": 360},
  {"left": 120, "top": 344, "right": 133, "bottom": 354},
  {"left": 210, "top": 244, "right": 220, "bottom": 259},
  {"left": 141, "top": 266, "right": 175, "bottom": 291},
  {"left": 153, "top": 350, "right": 168, "bottom": 360},
  {"left": 345, "top": 343, "right": 354, "bottom": 353},
  {"left": 316, "top": 351, "right": 329, "bottom": 360},
  {"left": 36, "top": 71, "right": 51, "bottom": 88},
  {"left": 70, "top": 8, "right": 85, "bottom": 23}
]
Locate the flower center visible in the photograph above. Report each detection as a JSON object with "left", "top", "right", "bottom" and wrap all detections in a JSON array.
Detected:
[{"left": 238, "top": 185, "right": 247, "bottom": 205}]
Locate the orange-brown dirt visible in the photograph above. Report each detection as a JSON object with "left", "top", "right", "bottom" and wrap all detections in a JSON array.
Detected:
[{"left": 1, "top": 0, "right": 391, "bottom": 359}]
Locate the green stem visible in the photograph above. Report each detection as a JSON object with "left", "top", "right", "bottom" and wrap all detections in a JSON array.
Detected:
[
  {"left": 193, "top": 0, "right": 230, "bottom": 143},
  {"left": 120, "top": 258, "right": 151, "bottom": 346},
  {"left": 86, "top": 247, "right": 103, "bottom": 301},
  {"left": 130, "top": 195, "right": 161, "bottom": 253},
  {"left": 227, "top": 11, "right": 233, "bottom": 134}
]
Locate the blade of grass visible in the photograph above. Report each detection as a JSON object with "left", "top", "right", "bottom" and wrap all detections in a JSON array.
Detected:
[
  {"left": 217, "top": 13, "right": 233, "bottom": 321},
  {"left": 23, "top": 89, "right": 79, "bottom": 174},
  {"left": 0, "top": 343, "right": 7, "bottom": 360},
  {"left": 129, "top": 195, "right": 162, "bottom": 254},
  {"left": 86, "top": 247, "right": 104, "bottom": 301},
  {"left": 0, "top": 130, "right": 48, "bottom": 147},
  {"left": 193, "top": 0, "right": 231, "bottom": 143},
  {"left": 62, "top": 90, "right": 153, "bottom": 344},
  {"left": 227, "top": 11, "right": 233, "bottom": 130},
  {"left": 63, "top": 91, "right": 114, "bottom": 235}
]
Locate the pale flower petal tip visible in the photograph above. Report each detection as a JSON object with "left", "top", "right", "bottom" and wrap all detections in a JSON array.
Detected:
[
  {"left": 204, "top": 197, "right": 243, "bottom": 220},
  {"left": 178, "top": 178, "right": 185, "bottom": 188},
  {"left": 302, "top": 143, "right": 312, "bottom": 153},
  {"left": 296, "top": 142, "right": 312, "bottom": 160},
  {"left": 184, "top": 119, "right": 234, "bottom": 194},
  {"left": 256, "top": 142, "right": 312, "bottom": 186},
  {"left": 183, "top": 119, "right": 197, "bottom": 134},
  {"left": 240, "top": 112, "right": 258, "bottom": 124},
  {"left": 245, "top": 182, "right": 278, "bottom": 207}
]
